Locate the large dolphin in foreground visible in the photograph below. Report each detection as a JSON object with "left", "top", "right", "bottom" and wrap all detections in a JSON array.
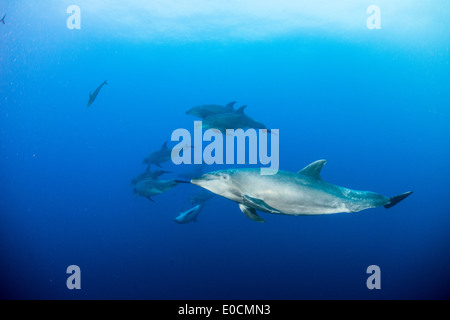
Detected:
[
  {"left": 191, "top": 160, "right": 413, "bottom": 223},
  {"left": 87, "top": 80, "right": 107, "bottom": 107}
]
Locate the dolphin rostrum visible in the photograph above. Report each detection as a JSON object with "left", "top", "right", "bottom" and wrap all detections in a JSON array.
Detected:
[
  {"left": 173, "top": 204, "right": 204, "bottom": 224},
  {"left": 191, "top": 160, "right": 413, "bottom": 223},
  {"left": 87, "top": 80, "right": 107, "bottom": 107}
]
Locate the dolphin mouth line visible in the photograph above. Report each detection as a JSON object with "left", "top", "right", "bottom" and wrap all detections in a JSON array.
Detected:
[{"left": 191, "top": 174, "right": 215, "bottom": 185}]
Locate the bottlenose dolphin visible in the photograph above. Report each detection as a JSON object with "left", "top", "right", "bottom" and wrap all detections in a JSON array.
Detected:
[
  {"left": 1, "top": 15, "right": 5, "bottom": 24},
  {"left": 173, "top": 204, "right": 204, "bottom": 224},
  {"left": 189, "top": 189, "right": 215, "bottom": 206},
  {"left": 191, "top": 160, "right": 413, "bottom": 223},
  {"left": 87, "top": 80, "right": 107, "bottom": 107},
  {"left": 142, "top": 141, "right": 172, "bottom": 168},
  {"left": 143, "top": 141, "right": 191, "bottom": 169},
  {"left": 186, "top": 101, "right": 236, "bottom": 118},
  {"left": 200, "top": 106, "right": 270, "bottom": 132},
  {"left": 134, "top": 178, "right": 181, "bottom": 201},
  {"left": 130, "top": 169, "right": 171, "bottom": 186}
]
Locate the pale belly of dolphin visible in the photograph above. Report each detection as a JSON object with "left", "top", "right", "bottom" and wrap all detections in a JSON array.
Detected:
[{"left": 231, "top": 174, "right": 384, "bottom": 216}]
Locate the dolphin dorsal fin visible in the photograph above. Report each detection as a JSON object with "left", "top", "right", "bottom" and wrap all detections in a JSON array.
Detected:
[
  {"left": 235, "top": 105, "right": 247, "bottom": 114},
  {"left": 161, "top": 141, "right": 169, "bottom": 150},
  {"left": 298, "top": 160, "right": 327, "bottom": 179},
  {"left": 225, "top": 101, "right": 236, "bottom": 109}
]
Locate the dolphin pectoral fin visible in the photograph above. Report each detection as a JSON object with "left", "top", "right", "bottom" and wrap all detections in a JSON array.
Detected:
[
  {"left": 146, "top": 197, "right": 155, "bottom": 202},
  {"left": 239, "top": 204, "right": 265, "bottom": 223},
  {"left": 298, "top": 160, "right": 327, "bottom": 179},
  {"left": 384, "top": 191, "right": 413, "bottom": 209},
  {"left": 243, "top": 195, "right": 281, "bottom": 214}
]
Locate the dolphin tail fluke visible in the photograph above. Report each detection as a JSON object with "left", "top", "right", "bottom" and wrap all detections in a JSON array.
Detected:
[
  {"left": 104, "top": 80, "right": 108, "bottom": 85},
  {"left": 1, "top": 15, "right": 5, "bottom": 24},
  {"left": 384, "top": 191, "right": 413, "bottom": 209}
]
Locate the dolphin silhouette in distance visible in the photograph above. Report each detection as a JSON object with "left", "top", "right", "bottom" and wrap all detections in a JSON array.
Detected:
[
  {"left": 134, "top": 178, "right": 185, "bottom": 202},
  {"left": 186, "top": 101, "right": 236, "bottom": 118},
  {"left": 143, "top": 141, "right": 192, "bottom": 169},
  {"left": 87, "top": 80, "right": 107, "bottom": 107},
  {"left": 190, "top": 160, "right": 413, "bottom": 223},
  {"left": 130, "top": 169, "right": 171, "bottom": 186},
  {"left": 199, "top": 105, "right": 276, "bottom": 135},
  {"left": 173, "top": 203, "right": 204, "bottom": 224}
]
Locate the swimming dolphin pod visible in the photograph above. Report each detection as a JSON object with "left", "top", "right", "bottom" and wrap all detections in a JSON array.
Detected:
[
  {"left": 191, "top": 160, "right": 413, "bottom": 223},
  {"left": 131, "top": 99, "right": 412, "bottom": 224}
]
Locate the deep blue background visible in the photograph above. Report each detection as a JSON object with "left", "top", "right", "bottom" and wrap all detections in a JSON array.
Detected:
[{"left": 1, "top": 2, "right": 449, "bottom": 299}]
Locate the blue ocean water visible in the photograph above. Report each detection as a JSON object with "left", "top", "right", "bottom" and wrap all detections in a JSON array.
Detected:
[{"left": 1, "top": 2, "right": 449, "bottom": 299}]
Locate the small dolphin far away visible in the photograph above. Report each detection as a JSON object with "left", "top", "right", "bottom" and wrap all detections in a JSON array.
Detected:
[
  {"left": 173, "top": 203, "right": 204, "bottom": 224},
  {"left": 87, "top": 80, "right": 107, "bottom": 107}
]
